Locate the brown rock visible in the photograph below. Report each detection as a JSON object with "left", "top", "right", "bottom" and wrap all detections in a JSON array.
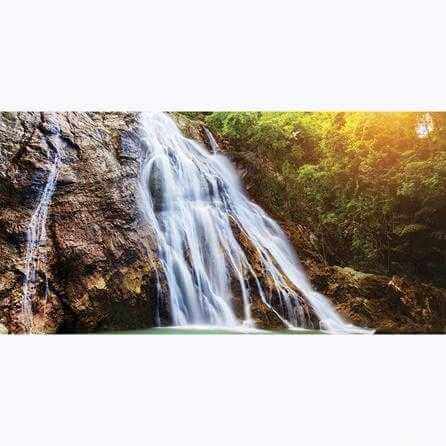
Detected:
[
  {"left": 305, "top": 261, "right": 446, "bottom": 333},
  {"left": 0, "top": 112, "right": 159, "bottom": 333}
]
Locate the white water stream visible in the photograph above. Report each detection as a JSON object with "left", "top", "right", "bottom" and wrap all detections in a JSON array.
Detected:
[
  {"left": 21, "top": 139, "right": 62, "bottom": 333},
  {"left": 138, "top": 112, "right": 368, "bottom": 333}
]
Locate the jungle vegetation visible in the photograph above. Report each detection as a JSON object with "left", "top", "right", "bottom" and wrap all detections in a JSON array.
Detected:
[{"left": 183, "top": 112, "right": 446, "bottom": 286}]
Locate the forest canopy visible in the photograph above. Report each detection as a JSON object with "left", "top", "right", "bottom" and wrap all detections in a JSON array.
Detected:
[{"left": 183, "top": 112, "right": 446, "bottom": 286}]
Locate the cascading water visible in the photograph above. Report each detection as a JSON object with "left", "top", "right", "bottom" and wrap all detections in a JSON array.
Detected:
[
  {"left": 21, "top": 138, "right": 62, "bottom": 333},
  {"left": 138, "top": 112, "right": 368, "bottom": 333}
]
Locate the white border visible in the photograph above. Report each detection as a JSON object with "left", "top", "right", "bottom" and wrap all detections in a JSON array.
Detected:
[
  {"left": 0, "top": 0, "right": 445, "bottom": 110},
  {"left": 1, "top": 335, "right": 443, "bottom": 445}
]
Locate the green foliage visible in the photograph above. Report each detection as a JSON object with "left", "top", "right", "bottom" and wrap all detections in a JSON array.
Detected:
[
  {"left": 205, "top": 112, "right": 446, "bottom": 285},
  {"left": 178, "top": 112, "right": 212, "bottom": 121}
]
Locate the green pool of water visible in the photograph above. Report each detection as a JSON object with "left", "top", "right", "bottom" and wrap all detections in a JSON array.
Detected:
[{"left": 105, "top": 325, "right": 320, "bottom": 335}]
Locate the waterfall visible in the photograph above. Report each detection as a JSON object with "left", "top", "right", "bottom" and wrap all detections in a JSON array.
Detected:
[
  {"left": 138, "top": 112, "right": 368, "bottom": 333},
  {"left": 21, "top": 137, "right": 62, "bottom": 333}
]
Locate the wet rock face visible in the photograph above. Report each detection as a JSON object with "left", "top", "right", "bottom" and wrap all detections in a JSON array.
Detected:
[
  {"left": 0, "top": 112, "right": 160, "bottom": 333},
  {"left": 1, "top": 111, "right": 304, "bottom": 333}
]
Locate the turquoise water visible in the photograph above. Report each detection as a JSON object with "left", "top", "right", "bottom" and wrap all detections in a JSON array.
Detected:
[{"left": 108, "top": 325, "right": 320, "bottom": 335}]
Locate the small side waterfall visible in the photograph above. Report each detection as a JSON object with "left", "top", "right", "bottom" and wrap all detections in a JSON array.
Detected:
[
  {"left": 139, "top": 112, "right": 367, "bottom": 333},
  {"left": 21, "top": 138, "right": 62, "bottom": 333}
]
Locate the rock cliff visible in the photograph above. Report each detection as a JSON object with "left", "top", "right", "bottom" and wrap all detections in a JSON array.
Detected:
[{"left": 0, "top": 112, "right": 160, "bottom": 333}]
